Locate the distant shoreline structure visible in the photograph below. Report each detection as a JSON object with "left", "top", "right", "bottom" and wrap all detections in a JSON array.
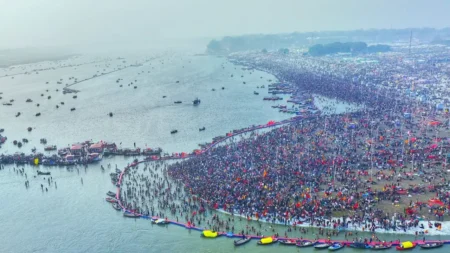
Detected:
[{"left": 0, "top": 49, "right": 80, "bottom": 68}]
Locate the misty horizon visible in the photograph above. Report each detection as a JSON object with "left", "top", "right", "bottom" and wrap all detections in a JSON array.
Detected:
[{"left": 1, "top": 0, "right": 449, "bottom": 51}]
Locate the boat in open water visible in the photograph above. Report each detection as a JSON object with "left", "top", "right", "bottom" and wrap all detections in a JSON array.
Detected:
[
  {"left": 279, "top": 239, "right": 297, "bottom": 246},
  {"left": 370, "top": 244, "right": 392, "bottom": 250},
  {"left": 193, "top": 98, "right": 201, "bottom": 105},
  {"left": 153, "top": 218, "right": 169, "bottom": 225},
  {"left": 348, "top": 242, "right": 370, "bottom": 249},
  {"left": 396, "top": 241, "right": 416, "bottom": 250},
  {"left": 257, "top": 237, "right": 278, "bottom": 245},
  {"left": 419, "top": 242, "right": 443, "bottom": 249},
  {"left": 123, "top": 212, "right": 140, "bottom": 218},
  {"left": 314, "top": 243, "right": 330, "bottom": 249},
  {"left": 105, "top": 197, "right": 118, "bottom": 203},
  {"left": 234, "top": 237, "right": 251, "bottom": 246},
  {"left": 106, "top": 191, "right": 116, "bottom": 197},
  {"left": 112, "top": 203, "right": 121, "bottom": 211},
  {"left": 296, "top": 240, "right": 316, "bottom": 247},
  {"left": 328, "top": 243, "right": 344, "bottom": 251}
]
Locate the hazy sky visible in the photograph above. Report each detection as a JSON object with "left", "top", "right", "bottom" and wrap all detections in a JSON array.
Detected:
[{"left": 1, "top": 0, "right": 449, "bottom": 49}]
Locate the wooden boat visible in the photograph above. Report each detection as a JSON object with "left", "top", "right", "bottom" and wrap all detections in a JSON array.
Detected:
[
  {"left": 396, "top": 241, "right": 416, "bottom": 250},
  {"left": 193, "top": 98, "right": 201, "bottom": 105},
  {"left": 370, "top": 244, "right": 392, "bottom": 250},
  {"left": 297, "top": 241, "right": 316, "bottom": 247},
  {"left": 105, "top": 197, "right": 118, "bottom": 203},
  {"left": 349, "top": 242, "right": 370, "bottom": 249},
  {"left": 419, "top": 242, "right": 443, "bottom": 249},
  {"left": 123, "top": 212, "right": 140, "bottom": 218},
  {"left": 257, "top": 237, "right": 278, "bottom": 245},
  {"left": 234, "top": 237, "right": 251, "bottom": 246},
  {"left": 328, "top": 243, "right": 344, "bottom": 251},
  {"left": 153, "top": 218, "right": 169, "bottom": 225},
  {"left": 141, "top": 148, "right": 162, "bottom": 155},
  {"left": 106, "top": 191, "right": 116, "bottom": 197},
  {"left": 37, "top": 171, "right": 51, "bottom": 175},
  {"left": 112, "top": 203, "right": 121, "bottom": 211},
  {"left": 44, "top": 145, "right": 57, "bottom": 151},
  {"left": 314, "top": 243, "right": 330, "bottom": 249},
  {"left": 279, "top": 239, "right": 297, "bottom": 246}
]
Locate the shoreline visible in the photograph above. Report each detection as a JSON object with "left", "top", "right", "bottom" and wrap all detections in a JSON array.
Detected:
[
  {"left": 214, "top": 208, "right": 450, "bottom": 236},
  {"left": 115, "top": 160, "right": 450, "bottom": 243}
]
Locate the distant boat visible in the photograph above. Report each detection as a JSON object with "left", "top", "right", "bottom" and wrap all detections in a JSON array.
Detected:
[
  {"left": 193, "top": 98, "right": 201, "bottom": 105},
  {"left": 153, "top": 218, "right": 169, "bottom": 225},
  {"left": 314, "top": 243, "right": 330, "bottom": 249},
  {"left": 44, "top": 145, "right": 57, "bottom": 151},
  {"left": 105, "top": 197, "right": 118, "bottom": 203},
  {"left": 171, "top": 130, "right": 178, "bottom": 134},
  {"left": 419, "top": 242, "right": 443, "bottom": 249},
  {"left": 112, "top": 203, "right": 121, "bottom": 211},
  {"left": 234, "top": 237, "right": 251, "bottom": 246},
  {"left": 254, "top": 91, "right": 259, "bottom": 95},
  {"left": 37, "top": 171, "right": 51, "bottom": 175},
  {"left": 174, "top": 101, "right": 182, "bottom": 104},
  {"left": 199, "top": 127, "right": 206, "bottom": 131},
  {"left": 123, "top": 212, "right": 140, "bottom": 218}
]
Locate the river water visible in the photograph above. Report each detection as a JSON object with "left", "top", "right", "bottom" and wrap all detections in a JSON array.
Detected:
[{"left": 1, "top": 54, "right": 448, "bottom": 253}]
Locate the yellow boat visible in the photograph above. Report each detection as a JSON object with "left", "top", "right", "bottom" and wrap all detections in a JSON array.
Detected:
[
  {"left": 396, "top": 241, "right": 416, "bottom": 250},
  {"left": 202, "top": 230, "right": 218, "bottom": 238},
  {"left": 257, "top": 237, "right": 278, "bottom": 245}
]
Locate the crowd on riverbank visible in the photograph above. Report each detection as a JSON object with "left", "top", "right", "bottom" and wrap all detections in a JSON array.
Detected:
[{"left": 164, "top": 48, "right": 450, "bottom": 235}]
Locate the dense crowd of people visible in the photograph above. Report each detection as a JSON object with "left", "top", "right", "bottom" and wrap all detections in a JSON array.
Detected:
[
  {"left": 117, "top": 46, "right": 450, "bottom": 238},
  {"left": 165, "top": 47, "right": 450, "bottom": 233}
]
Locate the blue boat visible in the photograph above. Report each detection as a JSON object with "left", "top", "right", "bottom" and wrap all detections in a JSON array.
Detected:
[
  {"left": 349, "top": 242, "right": 370, "bottom": 249},
  {"left": 328, "top": 243, "right": 344, "bottom": 251}
]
